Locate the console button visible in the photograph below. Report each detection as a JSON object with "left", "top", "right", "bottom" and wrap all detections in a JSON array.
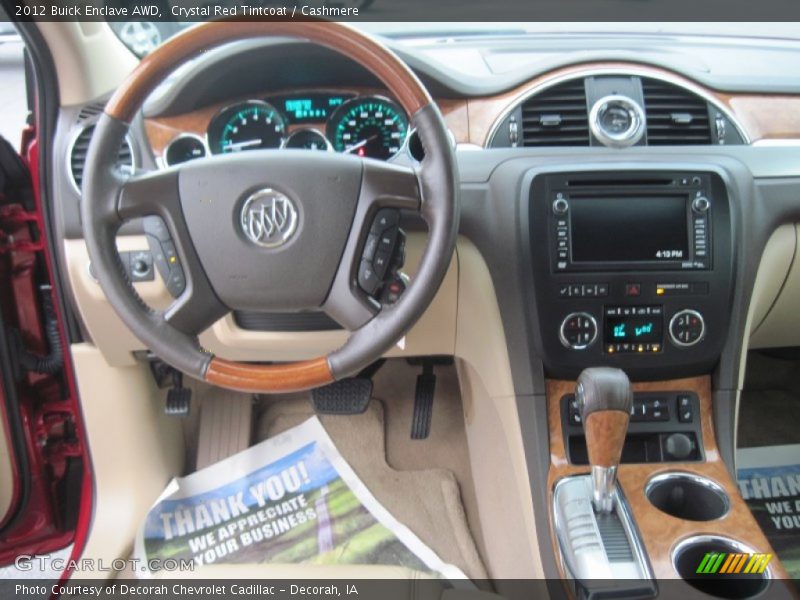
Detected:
[
  {"left": 625, "top": 283, "right": 641, "bottom": 297},
  {"left": 677, "top": 395, "right": 694, "bottom": 423}
]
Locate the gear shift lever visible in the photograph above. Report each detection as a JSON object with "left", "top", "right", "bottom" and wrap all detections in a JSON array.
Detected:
[{"left": 577, "top": 367, "right": 633, "bottom": 513}]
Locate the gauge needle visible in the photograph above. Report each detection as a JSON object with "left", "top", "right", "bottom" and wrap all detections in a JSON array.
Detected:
[
  {"left": 223, "top": 139, "right": 263, "bottom": 151},
  {"left": 344, "top": 135, "right": 377, "bottom": 154}
]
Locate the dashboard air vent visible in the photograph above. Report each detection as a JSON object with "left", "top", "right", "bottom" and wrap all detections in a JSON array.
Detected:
[
  {"left": 76, "top": 102, "right": 105, "bottom": 123},
  {"left": 520, "top": 80, "right": 590, "bottom": 146},
  {"left": 641, "top": 78, "right": 711, "bottom": 145},
  {"left": 69, "top": 123, "right": 134, "bottom": 191}
]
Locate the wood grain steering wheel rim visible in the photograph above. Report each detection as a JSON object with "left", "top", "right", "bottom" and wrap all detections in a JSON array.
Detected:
[{"left": 83, "top": 21, "right": 458, "bottom": 393}]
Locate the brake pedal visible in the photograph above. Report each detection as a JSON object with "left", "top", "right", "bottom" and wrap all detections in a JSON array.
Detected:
[
  {"left": 311, "top": 378, "right": 372, "bottom": 414},
  {"left": 411, "top": 360, "right": 436, "bottom": 439},
  {"left": 165, "top": 370, "right": 191, "bottom": 417}
]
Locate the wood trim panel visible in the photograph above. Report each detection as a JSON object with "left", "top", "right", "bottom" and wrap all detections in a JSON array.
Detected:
[
  {"left": 546, "top": 376, "right": 792, "bottom": 587},
  {"left": 205, "top": 356, "right": 333, "bottom": 393},
  {"left": 721, "top": 95, "right": 800, "bottom": 142}
]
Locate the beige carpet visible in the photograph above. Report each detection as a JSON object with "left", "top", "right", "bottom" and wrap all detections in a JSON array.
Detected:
[{"left": 255, "top": 393, "right": 488, "bottom": 580}]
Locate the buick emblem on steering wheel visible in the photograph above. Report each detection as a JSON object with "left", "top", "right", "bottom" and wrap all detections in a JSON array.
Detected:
[{"left": 240, "top": 189, "right": 299, "bottom": 248}]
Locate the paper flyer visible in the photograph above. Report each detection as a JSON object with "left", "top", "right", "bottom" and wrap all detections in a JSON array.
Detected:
[
  {"left": 737, "top": 444, "right": 800, "bottom": 579},
  {"left": 134, "top": 416, "right": 468, "bottom": 580}
]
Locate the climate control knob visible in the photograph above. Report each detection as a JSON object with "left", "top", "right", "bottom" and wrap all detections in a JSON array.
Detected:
[
  {"left": 559, "top": 312, "right": 598, "bottom": 350},
  {"left": 669, "top": 309, "right": 705, "bottom": 347}
]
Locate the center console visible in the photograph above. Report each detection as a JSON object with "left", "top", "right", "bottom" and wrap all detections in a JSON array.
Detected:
[{"left": 529, "top": 170, "right": 734, "bottom": 379}]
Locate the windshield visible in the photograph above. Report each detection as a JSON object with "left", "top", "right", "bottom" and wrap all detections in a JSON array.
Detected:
[{"left": 107, "top": 16, "right": 800, "bottom": 57}]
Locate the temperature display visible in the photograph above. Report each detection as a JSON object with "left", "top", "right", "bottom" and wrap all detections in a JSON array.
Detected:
[
  {"left": 603, "top": 306, "right": 664, "bottom": 347},
  {"left": 604, "top": 312, "right": 663, "bottom": 345}
]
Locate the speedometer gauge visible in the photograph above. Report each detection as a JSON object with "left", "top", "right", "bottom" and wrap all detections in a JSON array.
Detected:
[
  {"left": 207, "top": 101, "right": 286, "bottom": 155},
  {"left": 327, "top": 96, "right": 408, "bottom": 160}
]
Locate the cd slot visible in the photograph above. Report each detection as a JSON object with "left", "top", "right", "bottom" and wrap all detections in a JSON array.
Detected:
[{"left": 565, "top": 177, "right": 675, "bottom": 187}]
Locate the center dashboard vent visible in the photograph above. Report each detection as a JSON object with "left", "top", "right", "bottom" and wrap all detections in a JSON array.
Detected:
[
  {"left": 69, "top": 123, "right": 135, "bottom": 192},
  {"left": 641, "top": 78, "right": 712, "bottom": 145},
  {"left": 519, "top": 80, "right": 590, "bottom": 146}
]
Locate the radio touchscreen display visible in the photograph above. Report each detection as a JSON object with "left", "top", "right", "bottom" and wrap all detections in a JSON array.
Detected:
[{"left": 570, "top": 196, "right": 689, "bottom": 263}]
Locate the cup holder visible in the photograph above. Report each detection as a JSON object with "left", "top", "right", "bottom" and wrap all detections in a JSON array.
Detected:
[
  {"left": 673, "top": 536, "right": 770, "bottom": 599},
  {"left": 646, "top": 472, "right": 729, "bottom": 521}
]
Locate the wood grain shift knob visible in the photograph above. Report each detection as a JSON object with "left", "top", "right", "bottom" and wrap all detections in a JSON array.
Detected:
[{"left": 577, "top": 368, "right": 633, "bottom": 469}]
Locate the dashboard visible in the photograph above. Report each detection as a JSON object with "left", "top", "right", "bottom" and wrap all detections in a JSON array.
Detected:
[
  {"left": 154, "top": 91, "right": 411, "bottom": 166},
  {"left": 54, "top": 34, "right": 800, "bottom": 387}
]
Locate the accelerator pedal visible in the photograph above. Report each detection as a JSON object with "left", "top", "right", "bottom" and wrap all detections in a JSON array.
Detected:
[{"left": 311, "top": 378, "right": 372, "bottom": 415}]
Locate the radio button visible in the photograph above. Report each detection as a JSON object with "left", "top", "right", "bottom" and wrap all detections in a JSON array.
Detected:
[
  {"left": 669, "top": 309, "right": 705, "bottom": 347},
  {"left": 553, "top": 197, "right": 569, "bottom": 215},
  {"left": 692, "top": 196, "right": 711, "bottom": 213}
]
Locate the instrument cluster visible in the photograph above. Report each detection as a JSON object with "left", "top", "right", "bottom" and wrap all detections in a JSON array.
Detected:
[{"left": 162, "top": 92, "right": 410, "bottom": 167}]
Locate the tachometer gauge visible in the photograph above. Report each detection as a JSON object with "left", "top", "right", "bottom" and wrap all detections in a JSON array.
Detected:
[
  {"left": 327, "top": 96, "right": 409, "bottom": 160},
  {"left": 207, "top": 100, "right": 286, "bottom": 155}
]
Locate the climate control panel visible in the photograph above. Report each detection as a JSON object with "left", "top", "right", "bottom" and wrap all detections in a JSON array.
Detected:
[{"left": 558, "top": 304, "right": 706, "bottom": 355}]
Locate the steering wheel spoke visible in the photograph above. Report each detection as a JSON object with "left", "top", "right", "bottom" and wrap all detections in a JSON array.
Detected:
[
  {"left": 117, "top": 168, "right": 181, "bottom": 221},
  {"left": 116, "top": 167, "right": 229, "bottom": 336}
]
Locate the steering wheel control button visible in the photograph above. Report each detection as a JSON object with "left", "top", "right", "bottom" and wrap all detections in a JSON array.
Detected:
[
  {"left": 359, "top": 210, "right": 408, "bottom": 301},
  {"left": 129, "top": 251, "right": 154, "bottom": 281},
  {"left": 145, "top": 227, "right": 187, "bottom": 298},
  {"left": 370, "top": 208, "right": 399, "bottom": 233},
  {"left": 362, "top": 233, "right": 380, "bottom": 261},
  {"left": 358, "top": 260, "right": 380, "bottom": 295},
  {"left": 559, "top": 312, "right": 598, "bottom": 350},
  {"left": 166, "top": 265, "right": 187, "bottom": 297},
  {"left": 143, "top": 215, "right": 171, "bottom": 242},
  {"left": 669, "top": 309, "right": 705, "bottom": 347}
]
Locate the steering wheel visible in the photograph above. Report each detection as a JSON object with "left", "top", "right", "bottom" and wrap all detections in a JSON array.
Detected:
[{"left": 82, "top": 22, "right": 458, "bottom": 393}]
